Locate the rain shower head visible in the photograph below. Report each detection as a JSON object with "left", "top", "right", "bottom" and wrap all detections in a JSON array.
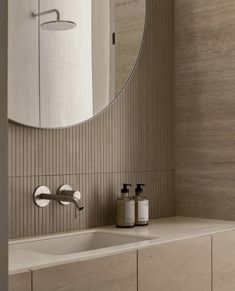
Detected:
[
  {"left": 41, "top": 20, "right": 76, "bottom": 31},
  {"left": 32, "top": 9, "right": 76, "bottom": 31}
]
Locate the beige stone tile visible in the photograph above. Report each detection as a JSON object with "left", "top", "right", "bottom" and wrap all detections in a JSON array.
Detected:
[
  {"left": 175, "top": 0, "right": 235, "bottom": 219},
  {"left": 33, "top": 251, "right": 137, "bottom": 291},
  {"left": 213, "top": 230, "right": 235, "bottom": 291},
  {"left": 175, "top": 164, "right": 235, "bottom": 220},
  {"left": 9, "top": 271, "right": 31, "bottom": 291},
  {"left": 138, "top": 236, "right": 211, "bottom": 291}
]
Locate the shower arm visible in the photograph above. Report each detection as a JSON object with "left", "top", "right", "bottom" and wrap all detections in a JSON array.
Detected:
[{"left": 32, "top": 9, "right": 61, "bottom": 21}]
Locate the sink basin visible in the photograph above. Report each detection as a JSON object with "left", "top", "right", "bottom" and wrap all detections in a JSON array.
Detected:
[
  {"left": 13, "top": 230, "right": 156, "bottom": 256},
  {"left": 9, "top": 229, "right": 158, "bottom": 272}
]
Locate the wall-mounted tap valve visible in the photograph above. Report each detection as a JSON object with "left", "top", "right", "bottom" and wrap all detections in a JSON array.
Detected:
[{"left": 33, "top": 185, "right": 84, "bottom": 213}]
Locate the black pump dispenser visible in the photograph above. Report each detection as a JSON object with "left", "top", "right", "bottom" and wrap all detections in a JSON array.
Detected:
[
  {"left": 135, "top": 184, "right": 145, "bottom": 194},
  {"left": 134, "top": 183, "right": 149, "bottom": 226},
  {"left": 121, "top": 184, "right": 132, "bottom": 194}
]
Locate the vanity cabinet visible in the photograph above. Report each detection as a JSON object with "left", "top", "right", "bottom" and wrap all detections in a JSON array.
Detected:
[
  {"left": 11, "top": 231, "right": 235, "bottom": 291},
  {"left": 9, "top": 271, "right": 31, "bottom": 291},
  {"left": 32, "top": 251, "right": 137, "bottom": 291},
  {"left": 138, "top": 236, "right": 211, "bottom": 291},
  {"left": 212, "top": 230, "right": 235, "bottom": 291}
]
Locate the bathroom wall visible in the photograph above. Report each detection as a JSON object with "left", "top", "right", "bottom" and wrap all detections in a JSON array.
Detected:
[
  {"left": 175, "top": 0, "right": 235, "bottom": 219},
  {"left": 0, "top": 0, "right": 8, "bottom": 288},
  {"left": 8, "top": 0, "right": 175, "bottom": 239}
]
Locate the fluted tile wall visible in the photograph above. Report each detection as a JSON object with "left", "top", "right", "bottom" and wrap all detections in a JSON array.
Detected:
[{"left": 8, "top": 0, "right": 175, "bottom": 239}]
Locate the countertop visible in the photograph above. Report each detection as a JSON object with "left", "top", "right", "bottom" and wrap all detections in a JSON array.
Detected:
[{"left": 9, "top": 216, "right": 235, "bottom": 274}]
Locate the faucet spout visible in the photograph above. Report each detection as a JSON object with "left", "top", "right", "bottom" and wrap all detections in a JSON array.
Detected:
[
  {"left": 39, "top": 193, "right": 84, "bottom": 211},
  {"left": 70, "top": 196, "right": 84, "bottom": 211}
]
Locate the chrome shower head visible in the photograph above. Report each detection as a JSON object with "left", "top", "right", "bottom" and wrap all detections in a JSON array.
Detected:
[
  {"left": 32, "top": 9, "right": 77, "bottom": 31},
  {"left": 41, "top": 20, "right": 76, "bottom": 31}
]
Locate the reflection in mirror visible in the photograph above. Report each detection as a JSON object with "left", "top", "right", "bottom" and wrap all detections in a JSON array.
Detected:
[{"left": 8, "top": 0, "right": 146, "bottom": 128}]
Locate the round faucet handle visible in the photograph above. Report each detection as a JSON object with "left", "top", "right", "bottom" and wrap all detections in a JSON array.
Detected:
[{"left": 33, "top": 185, "right": 52, "bottom": 208}]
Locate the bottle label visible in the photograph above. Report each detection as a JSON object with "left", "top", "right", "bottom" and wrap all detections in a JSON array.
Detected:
[
  {"left": 125, "top": 202, "right": 135, "bottom": 223},
  {"left": 138, "top": 201, "right": 149, "bottom": 222}
]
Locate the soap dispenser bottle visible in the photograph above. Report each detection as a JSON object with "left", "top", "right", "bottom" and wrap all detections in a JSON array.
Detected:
[
  {"left": 135, "top": 184, "right": 149, "bottom": 226},
  {"left": 115, "top": 184, "right": 135, "bottom": 228}
]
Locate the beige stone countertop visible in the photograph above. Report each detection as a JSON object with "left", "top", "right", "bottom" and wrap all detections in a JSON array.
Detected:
[{"left": 9, "top": 216, "right": 235, "bottom": 274}]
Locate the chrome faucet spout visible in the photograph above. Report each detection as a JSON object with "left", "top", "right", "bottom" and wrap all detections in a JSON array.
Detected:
[
  {"left": 39, "top": 193, "right": 84, "bottom": 211},
  {"left": 71, "top": 196, "right": 84, "bottom": 211}
]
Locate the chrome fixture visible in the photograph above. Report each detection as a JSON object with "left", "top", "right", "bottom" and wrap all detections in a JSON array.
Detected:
[
  {"left": 32, "top": 9, "right": 76, "bottom": 31},
  {"left": 57, "top": 184, "right": 84, "bottom": 210},
  {"left": 33, "top": 185, "right": 84, "bottom": 211}
]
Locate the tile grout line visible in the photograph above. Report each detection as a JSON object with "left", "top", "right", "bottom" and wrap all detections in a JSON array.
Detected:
[
  {"left": 31, "top": 269, "right": 34, "bottom": 291},
  {"left": 8, "top": 169, "right": 175, "bottom": 179}
]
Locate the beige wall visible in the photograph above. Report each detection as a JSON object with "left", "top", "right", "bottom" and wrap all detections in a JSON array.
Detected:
[
  {"left": 175, "top": 0, "right": 235, "bottom": 219},
  {"left": 0, "top": 0, "right": 8, "bottom": 289},
  {"left": 8, "top": 0, "right": 175, "bottom": 239}
]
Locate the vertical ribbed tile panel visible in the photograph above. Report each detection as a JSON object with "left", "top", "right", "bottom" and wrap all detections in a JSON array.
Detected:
[{"left": 8, "top": 0, "right": 175, "bottom": 239}]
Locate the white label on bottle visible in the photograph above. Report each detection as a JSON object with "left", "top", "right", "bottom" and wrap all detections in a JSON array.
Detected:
[
  {"left": 125, "top": 201, "right": 135, "bottom": 223},
  {"left": 138, "top": 201, "right": 149, "bottom": 222}
]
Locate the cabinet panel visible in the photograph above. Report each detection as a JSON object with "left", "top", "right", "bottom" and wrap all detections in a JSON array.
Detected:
[
  {"left": 138, "top": 236, "right": 211, "bottom": 291},
  {"left": 9, "top": 271, "right": 31, "bottom": 291},
  {"left": 213, "top": 230, "right": 235, "bottom": 291},
  {"left": 33, "top": 251, "right": 137, "bottom": 291}
]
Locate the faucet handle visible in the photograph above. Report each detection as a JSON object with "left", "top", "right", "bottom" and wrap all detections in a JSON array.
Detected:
[
  {"left": 57, "top": 184, "right": 81, "bottom": 206},
  {"left": 33, "top": 185, "right": 52, "bottom": 208}
]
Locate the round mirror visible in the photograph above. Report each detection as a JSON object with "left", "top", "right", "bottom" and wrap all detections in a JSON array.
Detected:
[{"left": 8, "top": 0, "right": 146, "bottom": 128}]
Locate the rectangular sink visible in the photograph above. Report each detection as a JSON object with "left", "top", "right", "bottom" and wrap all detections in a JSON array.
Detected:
[{"left": 14, "top": 230, "right": 156, "bottom": 256}]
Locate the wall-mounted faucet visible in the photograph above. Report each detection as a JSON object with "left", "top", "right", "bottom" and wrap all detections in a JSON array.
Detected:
[{"left": 33, "top": 185, "right": 84, "bottom": 211}]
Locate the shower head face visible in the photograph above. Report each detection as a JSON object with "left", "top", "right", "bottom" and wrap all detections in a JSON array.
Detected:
[{"left": 41, "top": 20, "right": 76, "bottom": 31}]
